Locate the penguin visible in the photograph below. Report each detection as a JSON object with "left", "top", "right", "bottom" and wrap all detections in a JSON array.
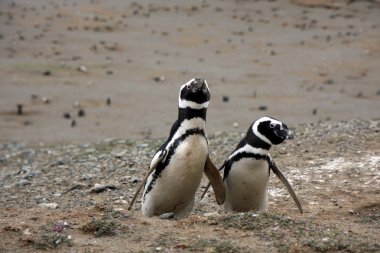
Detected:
[
  {"left": 201, "top": 116, "right": 303, "bottom": 214},
  {"left": 128, "top": 78, "right": 225, "bottom": 218}
]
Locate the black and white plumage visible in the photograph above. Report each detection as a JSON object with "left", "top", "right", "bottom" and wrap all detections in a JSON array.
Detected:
[
  {"left": 202, "top": 116, "right": 303, "bottom": 213},
  {"left": 128, "top": 78, "right": 225, "bottom": 218}
]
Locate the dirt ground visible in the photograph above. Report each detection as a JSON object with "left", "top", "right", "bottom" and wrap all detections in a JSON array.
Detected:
[
  {"left": 0, "top": 0, "right": 379, "bottom": 252},
  {"left": 0, "top": 119, "right": 379, "bottom": 252}
]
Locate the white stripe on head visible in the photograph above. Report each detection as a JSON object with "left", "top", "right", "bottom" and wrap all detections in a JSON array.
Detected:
[
  {"left": 252, "top": 117, "right": 282, "bottom": 145},
  {"left": 228, "top": 144, "right": 269, "bottom": 160},
  {"left": 178, "top": 78, "right": 210, "bottom": 109}
]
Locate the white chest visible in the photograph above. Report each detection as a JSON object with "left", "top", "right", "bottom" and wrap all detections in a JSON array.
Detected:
[
  {"left": 142, "top": 134, "right": 208, "bottom": 217},
  {"left": 224, "top": 158, "right": 269, "bottom": 212}
]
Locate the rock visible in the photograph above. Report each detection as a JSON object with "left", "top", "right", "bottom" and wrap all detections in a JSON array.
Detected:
[
  {"left": 39, "top": 203, "right": 58, "bottom": 209},
  {"left": 258, "top": 105, "right": 267, "bottom": 111},
  {"left": 78, "top": 109, "right": 85, "bottom": 117},
  {"left": 78, "top": 65, "right": 88, "bottom": 73},
  {"left": 90, "top": 183, "right": 118, "bottom": 193},
  {"left": 63, "top": 112, "right": 71, "bottom": 119},
  {"left": 153, "top": 76, "right": 165, "bottom": 82},
  {"left": 16, "top": 179, "right": 31, "bottom": 187},
  {"left": 43, "top": 70, "right": 51, "bottom": 76}
]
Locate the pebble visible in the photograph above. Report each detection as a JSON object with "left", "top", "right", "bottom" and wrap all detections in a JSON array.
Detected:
[
  {"left": 63, "top": 112, "right": 71, "bottom": 119},
  {"left": 43, "top": 70, "right": 51, "bottom": 76},
  {"left": 258, "top": 105, "right": 267, "bottom": 111},
  {"left": 16, "top": 179, "right": 31, "bottom": 187},
  {"left": 39, "top": 202, "right": 58, "bottom": 209},
  {"left": 90, "top": 183, "right": 118, "bottom": 193},
  {"left": 78, "top": 65, "right": 88, "bottom": 73},
  {"left": 42, "top": 96, "right": 50, "bottom": 104},
  {"left": 153, "top": 76, "right": 166, "bottom": 82},
  {"left": 78, "top": 109, "right": 85, "bottom": 117}
]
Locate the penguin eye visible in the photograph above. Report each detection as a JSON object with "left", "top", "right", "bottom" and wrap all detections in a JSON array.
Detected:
[
  {"left": 186, "top": 85, "right": 191, "bottom": 90},
  {"left": 270, "top": 123, "right": 275, "bottom": 128}
]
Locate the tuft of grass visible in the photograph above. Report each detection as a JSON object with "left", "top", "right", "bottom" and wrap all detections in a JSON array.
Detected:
[
  {"left": 219, "top": 212, "right": 380, "bottom": 252},
  {"left": 34, "top": 232, "right": 73, "bottom": 249},
  {"left": 81, "top": 217, "right": 119, "bottom": 237}
]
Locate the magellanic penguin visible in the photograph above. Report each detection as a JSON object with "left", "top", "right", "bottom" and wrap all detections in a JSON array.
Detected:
[
  {"left": 201, "top": 116, "right": 303, "bottom": 214},
  {"left": 128, "top": 78, "right": 225, "bottom": 218}
]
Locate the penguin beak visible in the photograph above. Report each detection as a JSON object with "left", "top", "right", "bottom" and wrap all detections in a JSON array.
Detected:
[
  {"left": 275, "top": 129, "right": 295, "bottom": 140},
  {"left": 191, "top": 78, "right": 206, "bottom": 92}
]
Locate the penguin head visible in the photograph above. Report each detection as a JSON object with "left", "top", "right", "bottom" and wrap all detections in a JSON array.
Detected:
[
  {"left": 252, "top": 117, "right": 294, "bottom": 145},
  {"left": 178, "top": 78, "right": 210, "bottom": 109}
]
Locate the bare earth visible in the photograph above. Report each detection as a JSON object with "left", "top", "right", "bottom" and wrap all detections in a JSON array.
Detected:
[{"left": 0, "top": 0, "right": 379, "bottom": 252}]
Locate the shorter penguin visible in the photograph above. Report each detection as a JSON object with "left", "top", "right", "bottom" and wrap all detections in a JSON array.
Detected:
[
  {"left": 202, "top": 116, "right": 303, "bottom": 213},
  {"left": 128, "top": 78, "right": 225, "bottom": 218}
]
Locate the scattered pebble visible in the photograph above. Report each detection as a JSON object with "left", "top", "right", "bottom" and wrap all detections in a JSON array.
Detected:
[
  {"left": 63, "top": 112, "right": 71, "bottom": 119},
  {"left": 78, "top": 65, "right": 88, "bottom": 73},
  {"left": 258, "top": 105, "right": 267, "bottom": 111},
  {"left": 90, "top": 183, "right": 118, "bottom": 193},
  {"left": 17, "top": 104, "right": 23, "bottom": 115},
  {"left": 43, "top": 70, "right": 51, "bottom": 76},
  {"left": 78, "top": 109, "right": 85, "bottom": 117},
  {"left": 153, "top": 76, "right": 166, "bottom": 82},
  {"left": 39, "top": 203, "right": 58, "bottom": 209}
]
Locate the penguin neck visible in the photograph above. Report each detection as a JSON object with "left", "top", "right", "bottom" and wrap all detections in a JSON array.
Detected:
[
  {"left": 246, "top": 132, "right": 272, "bottom": 151},
  {"left": 178, "top": 107, "right": 207, "bottom": 125}
]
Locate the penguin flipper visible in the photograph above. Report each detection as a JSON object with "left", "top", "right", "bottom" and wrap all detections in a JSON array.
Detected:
[
  {"left": 203, "top": 155, "right": 226, "bottom": 205},
  {"left": 270, "top": 160, "right": 303, "bottom": 214},
  {"left": 128, "top": 149, "right": 167, "bottom": 210}
]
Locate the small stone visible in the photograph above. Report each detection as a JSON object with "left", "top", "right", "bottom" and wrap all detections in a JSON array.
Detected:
[
  {"left": 78, "top": 65, "right": 88, "bottom": 73},
  {"left": 106, "top": 97, "right": 111, "bottom": 105},
  {"left": 43, "top": 70, "right": 51, "bottom": 76},
  {"left": 90, "top": 183, "right": 118, "bottom": 193},
  {"left": 233, "top": 122, "right": 239, "bottom": 128},
  {"left": 71, "top": 119, "right": 76, "bottom": 127},
  {"left": 153, "top": 76, "right": 166, "bottom": 82},
  {"left": 16, "top": 179, "right": 31, "bottom": 187},
  {"left": 78, "top": 109, "right": 85, "bottom": 117},
  {"left": 258, "top": 105, "right": 267, "bottom": 111},
  {"left": 17, "top": 104, "right": 23, "bottom": 115},
  {"left": 222, "top": 95, "right": 229, "bottom": 103},
  {"left": 42, "top": 97, "right": 50, "bottom": 104},
  {"left": 39, "top": 203, "right": 58, "bottom": 209},
  {"left": 129, "top": 176, "right": 140, "bottom": 184},
  {"left": 63, "top": 112, "right": 71, "bottom": 119}
]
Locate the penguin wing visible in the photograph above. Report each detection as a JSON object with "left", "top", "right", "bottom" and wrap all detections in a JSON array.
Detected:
[
  {"left": 201, "top": 156, "right": 226, "bottom": 204},
  {"left": 128, "top": 149, "right": 167, "bottom": 210},
  {"left": 270, "top": 159, "right": 303, "bottom": 214}
]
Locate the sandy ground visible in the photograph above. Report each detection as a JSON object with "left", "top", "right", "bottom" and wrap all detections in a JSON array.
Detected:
[
  {"left": 0, "top": 119, "right": 379, "bottom": 252},
  {"left": 0, "top": 0, "right": 379, "bottom": 144},
  {"left": 0, "top": 1, "right": 380, "bottom": 252}
]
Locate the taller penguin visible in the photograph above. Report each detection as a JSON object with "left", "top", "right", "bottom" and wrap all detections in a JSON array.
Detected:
[{"left": 130, "top": 78, "right": 225, "bottom": 218}]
